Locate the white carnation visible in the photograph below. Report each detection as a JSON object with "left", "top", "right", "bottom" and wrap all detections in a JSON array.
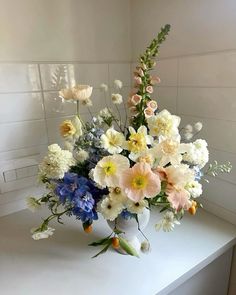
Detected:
[
  {"left": 185, "top": 181, "right": 202, "bottom": 198},
  {"left": 183, "top": 139, "right": 209, "bottom": 168},
  {"left": 39, "top": 144, "right": 75, "bottom": 179}
]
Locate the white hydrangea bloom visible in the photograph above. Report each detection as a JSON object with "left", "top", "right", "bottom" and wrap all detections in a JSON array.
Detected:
[
  {"left": 31, "top": 227, "right": 55, "bottom": 240},
  {"left": 39, "top": 144, "right": 75, "bottom": 179},
  {"left": 183, "top": 139, "right": 209, "bottom": 168}
]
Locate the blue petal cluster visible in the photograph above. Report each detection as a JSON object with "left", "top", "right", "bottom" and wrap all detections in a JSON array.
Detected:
[{"left": 55, "top": 173, "right": 108, "bottom": 223}]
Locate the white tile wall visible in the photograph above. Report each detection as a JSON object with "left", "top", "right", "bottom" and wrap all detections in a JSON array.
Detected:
[
  {"left": 0, "top": 92, "right": 44, "bottom": 123},
  {"left": 0, "top": 64, "right": 40, "bottom": 92},
  {"left": 155, "top": 51, "right": 236, "bottom": 224},
  {"left": 0, "top": 61, "right": 131, "bottom": 216}
]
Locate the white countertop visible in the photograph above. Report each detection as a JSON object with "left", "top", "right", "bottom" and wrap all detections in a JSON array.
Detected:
[{"left": 1, "top": 208, "right": 236, "bottom": 295}]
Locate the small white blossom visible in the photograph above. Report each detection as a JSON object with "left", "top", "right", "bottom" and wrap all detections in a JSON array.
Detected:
[
  {"left": 125, "top": 199, "right": 148, "bottom": 214},
  {"left": 183, "top": 139, "right": 209, "bottom": 168},
  {"left": 74, "top": 149, "right": 89, "bottom": 163},
  {"left": 111, "top": 93, "right": 123, "bottom": 104},
  {"left": 31, "top": 227, "right": 55, "bottom": 240},
  {"left": 184, "top": 132, "right": 193, "bottom": 141},
  {"left": 97, "top": 197, "right": 124, "bottom": 221},
  {"left": 185, "top": 124, "right": 193, "bottom": 132},
  {"left": 185, "top": 181, "right": 202, "bottom": 198},
  {"left": 114, "top": 79, "right": 123, "bottom": 89},
  {"left": 64, "top": 141, "right": 74, "bottom": 152},
  {"left": 100, "top": 83, "right": 108, "bottom": 92},
  {"left": 155, "top": 211, "right": 180, "bottom": 232},
  {"left": 26, "top": 197, "right": 41, "bottom": 212},
  {"left": 194, "top": 122, "right": 203, "bottom": 132},
  {"left": 141, "top": 241, "right": 151, "bottom": 253}
]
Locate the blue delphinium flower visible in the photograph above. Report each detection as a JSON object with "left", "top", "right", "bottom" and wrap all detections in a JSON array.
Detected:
[
  {"left": 55, "top": 172, "right": 107, "bottom": 224},
  {"left": 192, "top": 166, "right": 203, "bottom": 181}
]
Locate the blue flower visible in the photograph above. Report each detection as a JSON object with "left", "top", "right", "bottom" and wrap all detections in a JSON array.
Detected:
[
  {"left": 192, "top": 166, "right": 203, "bottom": 181},
  {"left": 55, "top": 172, "right": 108, "bottom": 224},
  {"left": 120, "top": 209, "right": 136, "bottom": 220}
]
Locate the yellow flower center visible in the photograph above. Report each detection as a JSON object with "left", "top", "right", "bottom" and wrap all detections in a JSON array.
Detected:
[
  {"left": 128, "top": 133, "right": 146, "bottom": 153},
  {"left": 154, "top": 118, "right": 172, "bottom": 136},
  {"left": 161, "top": 139, "right": 178, "bottom": 155},
  {"left": 132, "top": 175, "right": 147, "bottom": 190},
  {"left": 102, "top": 161, "right": 117, "bottom": 176}
]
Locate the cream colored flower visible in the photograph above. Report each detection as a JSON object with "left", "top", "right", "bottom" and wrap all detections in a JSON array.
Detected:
[
  {"left": 101, "top": 128, "right": 125, "bottom": 154},
  {"left": 73, "top": 85, "right": 93, "bottom": 101},
  {"left": 74, "top": 149, "right": 89, "bottom": 163},
  {"left": 59, "top": 85, "right": 93, "bottom": 101},
  {"left": 111, "top": 93, "right": 123, "bottom": 104},
  {"left": 147, "top": 109, "right": 180, "bottom": 138},
  {"left": 155, "top": 211, "right": 180, "bottom": 232},
  {"left": 26, "top": 197, "right": 41, "bottom": 212},
  {"left": 97, "top": 196, "right": 124, "bottom": 221},
  {"left": 125, "top": 199, "right": 148, "bottom": 214},
  {"left": 93, "top": 154, "right": 130, "bottom": 188},
  {"left": 60, "top": 120, "right": 76, "bottom": 138},
  {"left": 183, "top": 139, "right": 209, "bottom": 168},
  {"left": 153, "top": 136, "right": 189, "bottom": 167},
  {"left": 31, "top": 227, "right": 55, "bottom": 240},
  {"left": 100, "top": 83, "right": 108, "bottom": 92},
  {"left": 39, "top": 144, "right": 75, "bottom": 179},
  {"left": 114, "top": 79, "right": 123, "bottom": 89},
  {"left": 185, "top": 181, "right": 202, "bottom": 198},
  {"left": 124, "top": 126, "right": 153, "bottom": 161}
]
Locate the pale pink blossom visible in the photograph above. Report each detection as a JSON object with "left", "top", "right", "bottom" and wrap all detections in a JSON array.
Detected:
[
  {"left": 129, "top": 106, "right": 139, "bottom": 117},
  {"left": 134, "top": 76, "right": 142, "bottom": 85},
  {"left": 150, "top": 76, "right": 161, "bottom": 85},
  {"left": 146, "top": 86, "right": 153, "bottom": 94},
  {"left": 147, "top": 100, "right": 158, "bottom": 111},
  {"left": 137, "top": 68, "right": 144, "bottom": 77},
  {"left": 167, "top": 187, "right": 191, "bottom": 211},
  {"left": 131, "top": 94, "right": 142, "bottom": 105},
  {"left": 120, "top": 162, "right": 161, "bottom": 202},
  {"left": 144, "top": 107, "right": 154, "bottom": 118}
]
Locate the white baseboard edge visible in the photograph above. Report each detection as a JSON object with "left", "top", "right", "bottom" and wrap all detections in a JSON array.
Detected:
[{"left": 201, "top": 199, "right": 236, "bottom": 226}]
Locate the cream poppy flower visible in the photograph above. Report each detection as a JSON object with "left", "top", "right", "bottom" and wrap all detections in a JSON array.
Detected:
[
  {"left": 59, "top": 85, "right": 93, "bottom": 101},
  {"left": 93, "top": 154, "right": 130, "bottom": 188},
  {"left": 100, "top": 128, "right": 125, "bottom": 154}
]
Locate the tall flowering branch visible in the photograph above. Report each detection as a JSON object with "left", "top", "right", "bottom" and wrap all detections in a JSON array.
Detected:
[{"left": 129, "top": 24, "right": 171, "bottom": 130}]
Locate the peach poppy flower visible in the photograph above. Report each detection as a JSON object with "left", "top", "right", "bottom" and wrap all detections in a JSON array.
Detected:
[
  {"left": 167, "top": 187, "right": 191, "bottom": 211},
  {"left": 120, "top": 162, "right": 161, "bottom": 202}
]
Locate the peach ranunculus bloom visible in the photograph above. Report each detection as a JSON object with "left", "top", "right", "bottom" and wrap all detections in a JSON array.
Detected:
[{"left": 120, "top": 162, "right": 161, "bottom": 202}]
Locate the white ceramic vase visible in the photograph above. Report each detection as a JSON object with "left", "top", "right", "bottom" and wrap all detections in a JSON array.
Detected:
[{"left": 107, "top": 208, "right": 150, "bottom": 254}]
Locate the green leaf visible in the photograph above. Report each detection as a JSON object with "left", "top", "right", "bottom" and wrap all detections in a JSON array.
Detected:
[
  {"left": 88, "top": 235, "right": 112, "bottom": 247},
  {"left": 91, "top": 240, "right": 112, "bottom": 258},
  {"left": 118, "top": 237, "right": 139, "bottom": 258}
]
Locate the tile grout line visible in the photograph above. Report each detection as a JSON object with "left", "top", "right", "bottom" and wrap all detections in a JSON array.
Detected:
[{"left": 37, "top": 64, "right": 49, "bottom": 145}]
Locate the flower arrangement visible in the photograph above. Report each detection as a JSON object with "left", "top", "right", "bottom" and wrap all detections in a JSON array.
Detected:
[{"left": 28, "top": 25, "right": 232, "bottom": 257}]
